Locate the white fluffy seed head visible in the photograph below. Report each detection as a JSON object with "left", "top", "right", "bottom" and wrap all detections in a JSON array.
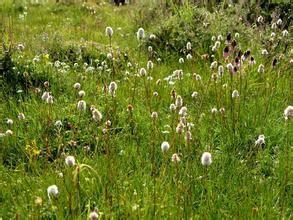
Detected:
[
  {"left": 44, "top": 81, "right": 49, "bottom": 87},
  {"left": 105, "top": 26, "right": 113, "bottom": 38},
  {"left": 271, "top": 23, "right": 277, "bottom": 29},
  {"left": 217, "top": 35, "right": 223, "bottom": 41},
  {"left": 282, "top": 30, "right": 289, "bottom": 37},
  {"left": 175, "top": 95, "right": 183, "bottom": 107},
  {"left": 232, "top": 90, "right": 239, "bottom": 98},
  {"left": 227, "top": 63, "right": 234, "bottom": 71},
  {"left": 211, "top": 107, "right": 218, "bottom": 114},
  {"left": 219, "top": 107, "right": 225, "bottom": 114},
  {"left": 6, "top": 119, "right": 13, "bottom": 125},
  {"left": 107, "top": 53, "right": 113, "bottom": 60},
  {"left": 210, "top": 61, "right": 218, "bottom": 69},
  {"left": 176, "top": 122, "right": 184, "bottom": 134},
  {"left": 92, "top": 109, "right": 102, "bottom": 122},
  {"left": 137, "top": 27, "right": 145, "bottom": 40},
  {"left": 151, "top": 111, "right": 158, "bottom": 120},
  {"left": 109, "top": 81, "right": 117, "bottom": 96},
  {"left": 255, "top": 135, "right": 265, "bottom": 146},
  {"left": 171, "top": 153, "right": 181, "bottom": 163},
  {"left": 47, "top": 185, "right": 59, "bottom": 198},
  {"left": 77, "top": 100, "right": 87, "bottom": 111},
  {"left": 54, "top": 120, "right": 62, "bottom": 128},
  {"left": 179, "top": 106, "right": 187, "bottom": 116},
  {"left": 5, "top": 130, "right": 13, "bottom": 136},
  {"left": 214, "top": 41, "right": 220, "bottom": 49},
  {"left": 186, "top": 53, "right": 192, "bottom": 60},
  {"left": 261, "top": 49, "right": 268, "bottom": 55},
  {"left": 191, "top": 91, "right": 198, "bottom": 99},
  {"left": 218, "top": 65, "right": 224, "bottom": 77},
  {"left": 186, "top": 41, "right": 192, "bottom": 51},
  {"left": 46, "top": 95, "right": 54, "bottom": 104},
  {"left": 161, "top": 141, "right": 170, "bottom": 152},
  {"left": 257, "top": 16, "right": 264, "bottom": 23},
  {"left": 212, "top": 46, "right": 217, "bottom": 52},
  {"left": 195, "top": 74, "right": 202, "bottom": 81},
  {"left": 148, "top": 46, "right": 153, "bottom": 52},
  {"left": 65, "top": 156, "right": 76, "bottom": 167},
  {"left": 201, "top": 152, "right": 212, "bottom": 166},
  {"left": 78, "top": 90, "right": 85, "bottom": 97},
  {"left": 41, "top": 91, "right": 50, "bottom": 101},
  {"left": 284, "top": 105, "right": 293, "bottom": 120},
  {"left": 170, "top": 103, "right": 176, "bottom": 112},
  {"left": 185, "top": 130, "right": 192, "bottom": 142},
  {"left": 258, "top": 64, "right": 264, "bottom": 73},
  {"left": 105, "top": 120, "right": 111, "bottom": 127},
  {"left": 18, "top": 113, "right": 25, "bottom": 120},
  {"left": 149, "top": 34, "right": 156, "bottom": 40},
  {"left": 89, "top": 211, "right": 99, "bottom": 220},
  {"left": 73, "top": 82, "right": 81, "bottom": 90},
  {"left": 139, "top": 67, "right": 147, "bottom": 76}
]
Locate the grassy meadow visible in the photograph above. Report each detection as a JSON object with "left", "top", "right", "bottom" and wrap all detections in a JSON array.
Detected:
[{"left": 0, "top": 0, "right": 292, "bottom": 219}]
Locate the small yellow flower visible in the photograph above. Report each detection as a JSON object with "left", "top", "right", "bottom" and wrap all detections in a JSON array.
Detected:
[
  {"left": 33, "top": 149, "right": 41, "bottom": 156},
  {"left": 34, "top": 197, "right": 43, "bottom": 206},
  {"left": 43, "top": 54, "right": 50, "bottom": 60}
]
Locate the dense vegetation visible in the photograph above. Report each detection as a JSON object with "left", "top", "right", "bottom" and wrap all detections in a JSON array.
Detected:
[{"left": 0, "top": 0, "right": 292, "bottom": 219}]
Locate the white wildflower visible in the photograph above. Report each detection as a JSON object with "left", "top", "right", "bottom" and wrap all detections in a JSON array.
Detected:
[
  {"left": 186, "top": 41, "right": 192, "bottom": 51},
  {"left": 151, "top": 112, "right": 158, "bottom": 120},
  {"left": 65, "top": 156, "right": 76, "bottom": 167},
  {"left": 191, "top": 91, "right": 198, "bottom": 99},
  {"left": 6, "top": 119, "right": 13, "bottom": 125},
  {"left": 5, "top": 130, "right": 13, "bottom": 136},
  {"left": 210, "top": 61, "right": 218, "bottom": 69},
  {"left": 282, "top": 30, "right": 289, "bottom": 37},
  {"left": 186, "top": 53, "right": 192, "bottom": 60},
  {"left": 105, "top": 26, "right": 113, "bottom": 38},
  {"left": 284, "top": 105, "right": 293, "bottom": 120},
  {"left": 232, "top": 90, "right": 239, "bottom": 98},
  {"left": 175, "top": 95, "right": 183, "bottom": 107},
  {"left": 147, "top": 61, "right": 153, "bottom": 70},
  {"left": 179, "top": 58, "right": 184, "bottom": 64},
  {"left": 18, "top": 113, "right": 25, "bottom": 120},
  {"left": 41, "top": 91, "right": 50, "bottom": 101},
  {"left": 255, "top": 134, "right": 265, "bottom": 146},
  {"left": 46, "top": 95, "right": 54, "bottom": 104},
  {"left": 211, "top": 107, "right": 218, "bottom": 114},
  {"left": 78, "top": 90, "right": 85, "bottom": 98},
  {"left": 257, "top": 16, "right": 264, "bottom": 23},
  {"left": 47, "top": 185, "right": 59, "bottom": 199},
  {"left": 137, "top": 27, "right": 145, "bottom": 40},
  {"left": 170, "top": 103, "right": 176, "bottom": 112},
  {"left": 171, "top": 153, "right": 181, "bottom": 163},
  {"left": 258, "top": 64, "right": 264, "bottom": 73},
  {"left": 201, "top": 152, "right": 212, "bottom": 166},
  {"left": 161, "top": 141, "right": 170, "bottom": 153},
  {"left": 77, "top": 100, "right": 87, "bottom": 111},
  {"left": 179, "top": 106, "right": 187, "bottom": 116},
  {"left": 218, "top": 65, "right": 224, "bottom": 77},
  {"left": 109, "top": 81, "right": 117, "bottom": 96},
  {"left": 73, "top": 83, "right": 81, "bottom": 90}
]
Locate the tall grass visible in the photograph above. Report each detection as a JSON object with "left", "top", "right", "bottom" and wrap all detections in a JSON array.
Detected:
[{"left": 0, "top": 0, "right": 292, "bottom": 219}]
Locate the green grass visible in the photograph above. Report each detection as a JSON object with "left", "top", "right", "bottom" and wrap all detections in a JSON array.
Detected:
[{"left": 0, "top": 0, "right": 292, "bottom": 219}]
